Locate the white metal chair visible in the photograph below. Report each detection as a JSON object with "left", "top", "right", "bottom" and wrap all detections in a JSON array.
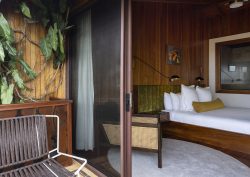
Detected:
[{"left": 0, "top": 115, "right": 87, "bottom": 177}]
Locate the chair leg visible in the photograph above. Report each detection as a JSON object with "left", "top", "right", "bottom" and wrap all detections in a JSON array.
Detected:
[
  {"left": 158, "top": 118, "right": 162, "bottom": 168},
  {"left": 158, "top": 149, "right": 162, "bottom": 168}
]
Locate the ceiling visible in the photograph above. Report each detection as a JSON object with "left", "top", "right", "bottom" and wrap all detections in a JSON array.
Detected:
[
  {"left": 71, "top": 0, "right": 90, "bottom": 7},
  {"left": 133, "top": 0, "right": 250, "bottom": 17},
  {"left": 70, "top": 0, "right": 95, "bottom": 15},
  {"left": 73, "top": 0, "right": 227, "bottom": 6},
  {"left": 132, "top": 0, "right": 227, "bottom": 5},
  {"left": 71, "top": 0, "right": 250, "bottom": 17}
]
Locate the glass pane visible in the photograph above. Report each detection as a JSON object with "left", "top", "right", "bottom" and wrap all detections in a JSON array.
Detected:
[
  {"left": 220, "top": 42, "right": 250, "bottom": 90},
  {"left": 71, "top": 0, "right": 121, "bottom": 176}
]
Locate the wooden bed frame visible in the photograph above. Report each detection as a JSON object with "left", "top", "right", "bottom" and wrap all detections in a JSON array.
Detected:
[{"left": 162, "top": 118, "right": 250, "bottom": 167}]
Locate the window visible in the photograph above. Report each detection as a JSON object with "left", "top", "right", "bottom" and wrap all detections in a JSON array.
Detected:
[{"left": 216, "top": 38, "right": 250, "bottom": 94}]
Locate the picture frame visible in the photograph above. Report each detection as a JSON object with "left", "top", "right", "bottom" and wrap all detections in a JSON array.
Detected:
[{"left": 167, "top": 45, "right": 181, "bottom": 65}]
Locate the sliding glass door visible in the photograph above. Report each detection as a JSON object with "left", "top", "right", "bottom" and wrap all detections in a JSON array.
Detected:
[{"left": 69, "top": 0, "right": 132, "bottom": 176}]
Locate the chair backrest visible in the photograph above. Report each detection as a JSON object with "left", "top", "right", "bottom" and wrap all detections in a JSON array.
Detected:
[
  {"left": 0, "top": 115, "right": 49, "bottom": 169},
  {"left": 133, "top": 85, "right": 181, "bottom": 113}
]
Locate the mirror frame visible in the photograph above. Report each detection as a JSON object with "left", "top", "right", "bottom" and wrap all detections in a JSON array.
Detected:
[{"left": 215, "top": 37, "right": 250, "bottom": 94}]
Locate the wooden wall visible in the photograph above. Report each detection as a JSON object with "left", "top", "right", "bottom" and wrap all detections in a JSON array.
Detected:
[
  {"left": 200, "top": 5, "right": 250, "bottom": 84},
  {"left": 203, "top": 6, "right": 250, "bottom": 39},
  {"left": 132, "top": 2, "right": 250, "bottom": 86},
  {"left": 3, "top": 7, "right": 66, "bottom": 101},
  {"left": 132, "top": 2, "right": 204, "bottom": 85}
]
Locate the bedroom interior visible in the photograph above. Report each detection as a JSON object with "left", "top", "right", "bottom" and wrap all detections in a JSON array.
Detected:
[
  {"left": 0, "top": 0, "right": 250, "bottom": 177},
  {"left": 131, "top": 0, "right": 250, "bottom": 176}
]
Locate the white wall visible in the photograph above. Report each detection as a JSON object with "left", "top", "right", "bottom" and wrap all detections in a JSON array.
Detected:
[{"left": 209, "top": 32, "right": 250, "bottom": 108}]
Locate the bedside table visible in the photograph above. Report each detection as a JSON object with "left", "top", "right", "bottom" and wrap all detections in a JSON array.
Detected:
[
  {"left": 160, "top": 111, "right": 172, "bottom": 139},
  {"left": 160, "top": 111, "right": 170, "bottom": 123}
]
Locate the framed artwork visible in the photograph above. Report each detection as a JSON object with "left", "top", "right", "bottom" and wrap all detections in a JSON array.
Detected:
[{"left": 167, "top": 45, "right": 181, "bottom": 65}]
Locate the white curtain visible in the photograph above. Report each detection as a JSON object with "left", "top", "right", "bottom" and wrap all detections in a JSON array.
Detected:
[{"left": 75, "top": 10, "right": 94, "bottom": 150}]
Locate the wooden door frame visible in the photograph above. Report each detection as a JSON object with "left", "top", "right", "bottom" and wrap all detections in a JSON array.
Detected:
[
  {"left": 67, "top": 0, "right": 132, "bottom": 176},
  {"left": 120, "top": 0, "right": 132, "bottom": 177}
]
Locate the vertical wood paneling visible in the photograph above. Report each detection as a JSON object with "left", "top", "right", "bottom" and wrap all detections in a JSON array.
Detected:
[
  {"left": 132, "top": 2, "right": 203, "bottom": 86},
  {"left": 133, "top": 3, "right": 162, "bottom": 85},
  {"left": 133, "top": 2, "right": 250, "bottom": 87},
  {"left": 201, "top": 6, "right": 250, "bottom": 85},
  {"left": 4, "top": 10, "right": 66, "bottom": 101}
]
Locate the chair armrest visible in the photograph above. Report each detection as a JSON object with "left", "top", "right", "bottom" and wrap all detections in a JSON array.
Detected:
[
  {"left": 132, "top": 116, "right": 159, "bottom": 126},
  {"left": 51, "top": 152, "right": 87, "bottom": 177}
]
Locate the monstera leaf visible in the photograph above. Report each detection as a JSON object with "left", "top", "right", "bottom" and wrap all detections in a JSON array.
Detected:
[
  {"left": 3, "top": 41, "right": 17, "bottom": 57},
  {"left": 0, "top": 78, "right": 14, "bottom": 104},
  {"left": 0, "top": 42, "right": 5, "bottom": 62},
  {"left": 40, "top": 37, "right": 52, "bottom": 60},
  {"left": 58, "top": 30, "right": 64, "bottom": 54},
  {"left": 53, "top": 50, "right": 65, "bottom": 69},
  {"left": 48, "top": 24, "right": 58, "bottom": 51},
  {"left": 0, "top": 13, "right": 12, "bottom": 41},
  {"left": 19, "top": 59, "right": 37, "bottom": 79},
  {"left": 12, "top": 70, "right": 25, "bottom": 89},
  {"left": 20, "top": 2, "right": 32, "bottom": 19},
  {"left": 40, "top": 23, "right": 59, "bottom": 60}
]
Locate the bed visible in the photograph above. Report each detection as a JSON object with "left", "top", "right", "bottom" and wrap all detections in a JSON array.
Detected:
[
  {"left": 162, "top": 108, "right": 250, "bottom": 167},
  {"left": 166, "top": 107, "right": 250, "bottom": 135},
  {"left": 133, "top": 85, "right": 250, "bottom": 167}
]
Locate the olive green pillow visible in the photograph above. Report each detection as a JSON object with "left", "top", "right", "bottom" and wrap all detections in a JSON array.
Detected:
[{"left": 192, "top": 98, "right": 224, "bottom": 113}]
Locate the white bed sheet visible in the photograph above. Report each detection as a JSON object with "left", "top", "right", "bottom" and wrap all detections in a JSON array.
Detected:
[{"left": 164, "top": 107, "right": 250, "bottom": 135}]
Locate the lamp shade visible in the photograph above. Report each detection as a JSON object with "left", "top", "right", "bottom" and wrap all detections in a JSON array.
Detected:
[
  {"left": 195, "top": 76, "right": 204, "bottom": 82},
  {"left": 229, "top": 0, "right": 243, "bottom": 8},
  {"left": 169, "top": 75, "right": 180, "bottom": 82}
]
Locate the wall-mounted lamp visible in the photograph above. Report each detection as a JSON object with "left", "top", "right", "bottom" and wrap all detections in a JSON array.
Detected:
[
  {"left": 195, "top": 76, "right": 204, "bottom": 82},
  {"left": 133, "top": 56, "right": 181, "bottom": 83},
  {"left": 195, "top": 76, "right": 204, "bottom": 86},
  {"left": 229, "top": 0, "right": 244, "bottom": 9},
  {"left": 169, "top": 75, "right": 181, "bottom": 82}
]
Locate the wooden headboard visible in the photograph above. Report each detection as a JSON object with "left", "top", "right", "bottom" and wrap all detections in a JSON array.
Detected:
[{"left": 133, "top": 85, "right": 181, "bottom": 113}]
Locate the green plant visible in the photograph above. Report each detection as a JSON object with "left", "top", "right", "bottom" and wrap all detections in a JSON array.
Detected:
[
  {"left": 0, "top": 13, "right": 36, "bottom": 104},
  {"left": 26, "top": 0, "right": 70, "bottom": 68},
  {"left": 0, "top": 0, "right": 70, "bottom": 104}
]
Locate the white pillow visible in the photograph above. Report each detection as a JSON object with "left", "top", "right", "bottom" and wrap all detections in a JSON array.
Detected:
[
  {"left": 170, "top": 92, "right": 181, "bottom": 111},
  {"left": 181, "top": 84, "right": 198, "bottom": 111},
  {"left": 164, "top": 93, "right": 173, "bottom": 110},
  {"left": 196, "top": 86, "right": 212, "bottom": 102}
]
